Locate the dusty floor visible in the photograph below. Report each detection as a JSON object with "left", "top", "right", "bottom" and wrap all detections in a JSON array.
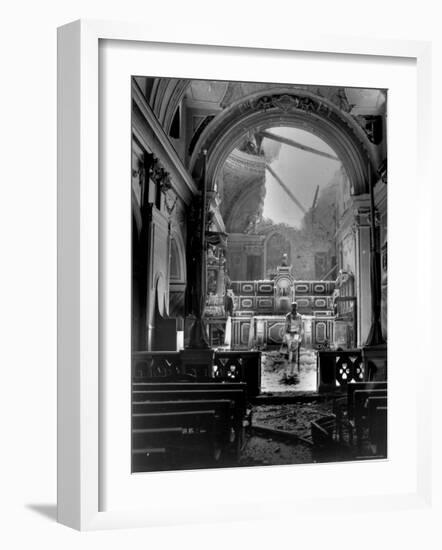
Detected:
[
  {"left": 240, "top": 397, "right": 355, "bottom": 467},
  {"left": 252, "top": 400, "right": 335, "bottom": 442},
  {"left": 261, "top": 348, "right": 317, "bottom": 393},
  {"left": 240, "top": 399, "right": 325, "bottom": 466},
  {"left": 240, "top": 435, "right": 314, "bottom": 466},
  {"left": 239, "top": 431, "right": 354, "bottom": 466}
]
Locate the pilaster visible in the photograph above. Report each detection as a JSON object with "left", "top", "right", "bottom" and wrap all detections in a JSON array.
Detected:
[{"left": 352, "top": 199, "right": 372, "bottom": 347}]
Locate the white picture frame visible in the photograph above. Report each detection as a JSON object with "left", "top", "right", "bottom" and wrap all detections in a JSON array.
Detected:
[{"left": 57, "top": 19, "right": 432, "bottom": 531}]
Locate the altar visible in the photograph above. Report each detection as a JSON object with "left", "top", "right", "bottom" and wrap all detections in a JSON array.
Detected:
[
  {"left": 229, "top": 313, "right": 335, "bottom": 350},
  {"left": 205, "top": 256, "right": 356, "bottom": 351}
]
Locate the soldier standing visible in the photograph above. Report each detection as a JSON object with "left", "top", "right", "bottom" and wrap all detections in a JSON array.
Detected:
[{"left": 284, "top": 301, "right": 304, "bottom": 373}]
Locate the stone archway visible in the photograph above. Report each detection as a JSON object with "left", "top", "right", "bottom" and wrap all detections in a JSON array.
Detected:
[{"left": 189, "top": 88, "right": 377, "bottom": 195}]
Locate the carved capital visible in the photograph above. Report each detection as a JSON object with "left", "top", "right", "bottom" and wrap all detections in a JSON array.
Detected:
[
  {"left": 164, "top": 190, "right": 177, "bottom": 216},
  {"left": 353, "top": 206, "right": 371, "bottom": 228},
  {"left": 149, "top": 156, "right": 172, "bottom": 192}
]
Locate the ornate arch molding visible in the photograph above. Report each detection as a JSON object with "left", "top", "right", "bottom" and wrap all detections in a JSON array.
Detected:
[
  {"left": 189, "top": 88, "right": 377, "bottom": 196},
  {"left": 150, "top": 78, "right": 191, "bottom": 133}
]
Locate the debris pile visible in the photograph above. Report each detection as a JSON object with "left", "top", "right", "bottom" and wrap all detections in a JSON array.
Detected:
[{"left": 261, "top": 349, "right": 317, "bottom": 392}]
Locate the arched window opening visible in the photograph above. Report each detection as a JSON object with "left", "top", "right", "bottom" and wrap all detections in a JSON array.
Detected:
[{"left": 169, "top": 105, "right": 181, "bottom": 139}]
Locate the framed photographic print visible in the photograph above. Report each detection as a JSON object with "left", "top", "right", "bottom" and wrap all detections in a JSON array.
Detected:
[{"left": 57, "top": 20, "right": 432, "bottom": 530}]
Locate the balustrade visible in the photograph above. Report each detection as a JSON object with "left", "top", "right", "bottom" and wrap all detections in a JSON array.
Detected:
[
  {"left": 132, "top": 351, "right": 181, "bottom": 379},
  {"left": 317, "top": 349, "right": 364, "bottom": 392},
  {"left": 213, "top": 351, "right": 261, "bottom": 396},
  {"left": 132, "top": 349, "right": 261, "bottom": 396}
]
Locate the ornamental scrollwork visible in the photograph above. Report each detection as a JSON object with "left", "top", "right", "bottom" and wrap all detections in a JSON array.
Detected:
[
  {"left": 249, "top": 93, "right": 333, "bottom": 118},
  {"left": 164, "top": 192, "right": 177, "bottom": 216},
  {"left": 131, "top": 156, "right": 145, "bottom": 185},
  {"left": 149, "top": 156, "right": 174, "bottom": 193}
]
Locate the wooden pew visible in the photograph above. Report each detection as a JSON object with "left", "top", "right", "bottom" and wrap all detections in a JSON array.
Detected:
[
  {"left": 132, "top": 388, "right": 247, "bottom": 412},
  {"left": 132, "top": 398, "right": 233, "bottom": 415},
  {"left": 372, "top": 406, "right": 387, "bottom": 457},
  {"left": 334, "top": 381, "right": 387, "bottom": 450},
  {"left": 367, "top": 396, "right": 388, "bottom": 456},
  {"left": 132, "top": 384, "right": 247, "bottom": 424},
  {"left": 133, "top": 410, "right": 218, "bottom": 430},
  {"left": 133, "top": 406, "right": 231, "bottom": 441},
  {"left": 132, "top": 398, "right": 234, "bottom": 447},
  {"left": 353, "top": 388, "right": 387, "bottom": 452},
  {"left": 132, "top": 381, "right": 247, "bottom": 395},
  {"left": 131, "top": 382, "right": 248, "bottom": 472},
  {"left": 347, "top": 381, "right": 387, "bottom": 418},
  {"left": 132, "top": 423, "right": 217, "bottom": 472}
]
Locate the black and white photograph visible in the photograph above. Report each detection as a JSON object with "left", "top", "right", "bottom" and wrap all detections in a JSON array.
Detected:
[
  {"left": 2, "top": 0, "right": 439, "bottom": 543},
  {"left": 131, "top": 77, "right": 388, "bottom": 473}
]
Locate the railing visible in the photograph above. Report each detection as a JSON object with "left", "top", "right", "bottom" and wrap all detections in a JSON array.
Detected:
[
  {"left": 213, "top": 351, "right": 261, "bottom": 397},
  {"left": 132, "top": 351, "right": 181, "bottom": 379},
  {"left": 316, "top": 349, "right": 364, "bottom": 392},
  {"left": 132, "top": 349, "right": 262, "bottom": 396}
]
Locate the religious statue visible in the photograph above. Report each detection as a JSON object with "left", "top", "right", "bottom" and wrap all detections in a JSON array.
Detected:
[
  {"left": 244, "top": 213, "right": 258, "bottom": 234},
  {"left": 207, "top": 245, "right": 218, "bottom": 265},
  {"left": 207, "top": 272, "right": 217, "bottom": 294}
]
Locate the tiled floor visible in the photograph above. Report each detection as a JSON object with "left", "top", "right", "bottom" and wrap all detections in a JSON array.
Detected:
[{"left": 260, "top": 348, "right": 317, "bottom": 393}]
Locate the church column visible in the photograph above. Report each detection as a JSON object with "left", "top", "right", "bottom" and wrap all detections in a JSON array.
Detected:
[
  {"left": 186, "top": 150, "right": 210, "bottom": 349},
  {"left": 374, "top": 181, "right": 388, "bottom": 340},
  {"left": 365, "top": 169, "right": 385, "bottom": 346},
  {"left": 215, "top": 250, "right": 226, "bottom": 295},
  {"left": 361, "top": 174, "right": 387, "bottom": 380},
  {"left": 353, "top": 205, "right": 372, "bottom": 347}
]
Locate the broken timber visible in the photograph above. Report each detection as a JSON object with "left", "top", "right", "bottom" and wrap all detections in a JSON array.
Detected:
[
  {"left": 252, "top": 422, "right": 313, "bottom": 446},
  {"left": 259, "top": 130, "right": 339, "bottom": 161}
]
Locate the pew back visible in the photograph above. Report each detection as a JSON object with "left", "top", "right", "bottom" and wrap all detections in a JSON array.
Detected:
[
  {"left": 347, "top": 381, "right": 387, "bottom": 418},
  {"left": 131, "top": 381, "right": 248, "bottom": 472}
]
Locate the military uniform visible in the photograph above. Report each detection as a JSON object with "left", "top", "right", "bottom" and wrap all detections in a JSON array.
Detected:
[{"left": 284, "top": 311, "right": 303, "bottom": 366}]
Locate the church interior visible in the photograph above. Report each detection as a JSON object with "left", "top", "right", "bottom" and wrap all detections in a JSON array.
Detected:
[{"left": 131, "top": 77, "right": 388, "bottom": 472}]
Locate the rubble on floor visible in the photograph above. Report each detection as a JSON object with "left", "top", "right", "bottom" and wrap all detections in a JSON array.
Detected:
[
  {"left": 252, "top": 400, "right": 335, "bottom": 443},
  {"left": 239, "top": 435, "right": 313, "bottom": 466},
  {"left": 239, "top": 395, "right": 355, "bottom": 466},
  {"left": 261, "top": 349, "right": 317, "bottom": 393}
]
